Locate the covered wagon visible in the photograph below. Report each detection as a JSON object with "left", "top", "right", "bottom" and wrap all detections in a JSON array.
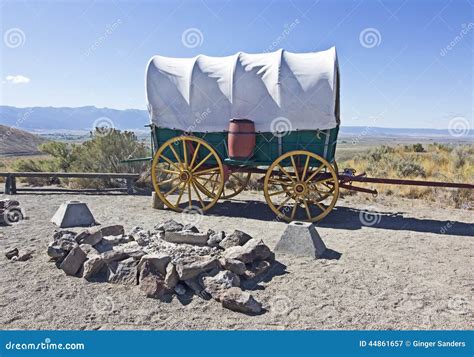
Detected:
[{"left": 145, "top": 48, "right": 341, "bottom": 222}]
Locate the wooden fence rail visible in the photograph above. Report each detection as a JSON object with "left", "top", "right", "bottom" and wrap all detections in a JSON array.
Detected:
[{"left": 0, "top": 172, "right": 140, "bottom": 195}]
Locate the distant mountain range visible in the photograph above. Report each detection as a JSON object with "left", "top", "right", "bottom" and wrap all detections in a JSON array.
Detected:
[
  {"left": 0, "top": 106, "right": 471, "bottom": 138},
  {"left": 0, "top": 106, "right": 149, "bottom": 131}
]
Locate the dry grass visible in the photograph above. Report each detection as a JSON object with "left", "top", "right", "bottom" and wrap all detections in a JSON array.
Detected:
[{"left": 338, "top": 143, "right": 474, "bottom": 209}]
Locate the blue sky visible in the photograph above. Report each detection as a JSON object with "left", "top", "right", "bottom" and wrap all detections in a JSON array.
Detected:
[{"left": 0, "top": 0, "right": 472, "bottom": 129}]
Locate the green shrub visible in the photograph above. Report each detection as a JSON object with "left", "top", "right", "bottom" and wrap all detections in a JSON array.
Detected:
[
  {"left": 413, "top": 143, "right": 425, "bottom": 152},
  {"left": 396, "top": 159, "right": 426, "bottom": 177}
]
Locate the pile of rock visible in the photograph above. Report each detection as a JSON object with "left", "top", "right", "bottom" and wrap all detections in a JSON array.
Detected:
[{"left": 46, "top": 220, "right": 277, "bottom": 314}]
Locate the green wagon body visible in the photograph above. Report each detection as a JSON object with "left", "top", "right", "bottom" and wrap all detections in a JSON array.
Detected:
[{"left": 151, "top": 125, "right": 339, "bottom": 168}]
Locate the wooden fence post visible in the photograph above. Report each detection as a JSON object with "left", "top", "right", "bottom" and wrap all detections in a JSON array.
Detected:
[
  {"left": 5, "top": 174, "right": 11, "bottom": 195},
  {"left": 126, "top": 178, "right": 134, "bottom": 195}
]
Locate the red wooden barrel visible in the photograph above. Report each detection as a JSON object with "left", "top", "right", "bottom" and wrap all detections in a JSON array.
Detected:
[{"left": 228, "top": 119, "right": 255, "bottom": 160}]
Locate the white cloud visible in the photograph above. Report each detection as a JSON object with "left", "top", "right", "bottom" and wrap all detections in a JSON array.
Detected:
[{"left": 5, "top": 75, "right": 30, "bottom": 84}]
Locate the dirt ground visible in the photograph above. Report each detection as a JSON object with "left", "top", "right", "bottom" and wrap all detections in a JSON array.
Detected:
[{"left": 0, "top": 191, "right": 472, "bottom": 330}]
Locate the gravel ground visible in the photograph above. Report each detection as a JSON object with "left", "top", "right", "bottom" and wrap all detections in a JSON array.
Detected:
[{"left": 0, "top": 191, "right": 472, "bottom": 330}]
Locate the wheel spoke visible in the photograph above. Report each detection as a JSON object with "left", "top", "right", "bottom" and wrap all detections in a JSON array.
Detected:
[
  {"left": 276, "top": 195, "right": 292, "bottom": 211},
  {"left": 268, "top": 189, "right": 287, "bottom": 197},
  {"left": 175, "top": 183, "right": 186, "bottom": 206},
  {"left": 189, "top": 142, "right": 201, "bottom": 169},
  {"left": 278, "top": 164, "right": 296, "bottom": 183},
  {"left": 290, "top": 156, "right": 300, "bottom": 181},
  {"left": 169, "top": 144, "right": 183, "bottom": 168},
  {"left": 163, "top": 181, "right": 182, "bottom": 197},
  {"left": 290, "top": 202, "right": 298, "bottom": 220},
  {"left": 191, "top": 180, "right": 206, "bottom": 208},
  {"left": 302, "top": 198, "right": 312, "bottom": 220},
  {"left": 194, "top": 179, "right": 215, "bottom": 197},
  {"left": 160, "top": 155, "right": 181, "bottom": 171},
  {"left": 304, "top": 165, "right": 324, "bottom": 183},
  {"left": 187, "top": 181, "right": 192, "bottom": 208},
  {"left": 182, "top": 140, "right": 188, "bottom": 169},
  {"left": 301, "top": 155, "right": 310, "bottom": 182},
  {"left": 192, "top": 152, "right": 213, "bottom": 172},
  {"left": 157, "top": 176, "right": 180, "bottom": 186},
  {"left": 159, "top": 167, "right": 181, "bottom": 175},
  {"left": 194, "top": 167, "right": 221, "bottom": 176}
]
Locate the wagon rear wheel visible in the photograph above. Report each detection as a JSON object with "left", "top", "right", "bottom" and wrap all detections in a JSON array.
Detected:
[
  {"left": 263, "top": 151, "right": 339, "bottom": 222},
  {"left": 151, "top": 136, "right": 224, "bottom": 212}
]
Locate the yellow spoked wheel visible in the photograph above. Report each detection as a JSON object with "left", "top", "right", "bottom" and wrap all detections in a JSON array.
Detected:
[
  {"left": 263, "top": 151, "right": 339, "bottom": 222},
  {"left": 151, "top": 136, "right": 224, "bottom": 212}
]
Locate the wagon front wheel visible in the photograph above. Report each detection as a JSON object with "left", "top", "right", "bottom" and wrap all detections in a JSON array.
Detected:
[
  {"left": 151, "top": 136, "right": 224, "bottom": 212},
  {"left": 263, "top": 151, "right": 339, "bottom": 222}
]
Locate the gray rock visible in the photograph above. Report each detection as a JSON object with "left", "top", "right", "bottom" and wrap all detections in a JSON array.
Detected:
[
  {"left": 82, "top": 256, "right": 106, "bottom": 280},
  {"left": 75, "top": 228, "right": 103, "bottom": 246},
  {"left": 140, "top": 274, "right": 168, "bottom": 298},
  {"left": 175, "top": 257, "right": 220, "bottom": 281},
  {"left": 183, "top": 277, "right": 210, "bottom": 299},
  {"left": 174, "top": 283, "right": 186, "bottom": 295},
  {"left": 219, "top": 230, "right": 252, "bottom": 249},
  {"left": 100, "top": 225, "right": 124, "bottom": 237},
  {"left": 100, "top": 249, "right": 129, "bottom": 263},
  {"left": 102, "top": 235, "right": 133, "bottom": 246},
  {"left": 131, "top": 230, "right": 152, "bottom": 247},
  {"left": 201, "top": 270, "right": 241, "bottom": 301},
  {"left": 243, "top": 260, "right": 272, "bottom": 280},
  {"left": 221, "top": 287, "right": 262, "bottom": 314},
  {"left": 48, "top": 233, "right": 78, "bottom": 260},
  {"left": 183, "top": 224, "right": 199, "bottom": 233},
  {"left": 155, "top": 219, "right": 183, "bottom": 232},
  {"left": 207, "top": 231, "right": 225, "bottom": 248},
  {"left": 163, "top": 231, "right": 209, "bottom": 246},
  {"left": 17, "top": 252, "right": 33, "bottom": 262},
  {"left": 59, "top": 245, "right": 87, "bottom": 276},
  {"left": 52, "top": 230, "right": 77, "bottom": 241},
  {"left": 107, "top": 257, "right": 138, "bottom": 285},
  {"left": 223, "top": 239, "right": 274, "bottom": 264},
  {"left": 79, "top": 244, "right": 99, "bottom": 256},
  {"left": 219, "top": 258, "right": 246, "bottom": 275},
  {"left": 164, "top": 263, "right": 179, "bottom": 290},
  {"left": 138, "top": 254, "right": 171, "bottom": 275},
  {"left": 5, "top": 248, "right": 19, "bottom": 260}
]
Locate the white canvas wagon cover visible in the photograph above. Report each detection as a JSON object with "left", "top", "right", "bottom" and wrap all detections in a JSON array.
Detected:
[{"left": 146, "top": 47, "right": 339, "bottom": 132}]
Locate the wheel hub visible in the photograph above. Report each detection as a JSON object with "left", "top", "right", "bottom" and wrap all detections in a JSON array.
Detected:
[
  {"left": 293, "top": 182, "right": 307, "bottom": 196},
  {"left": 179, "top": 170, "right": 191, "bottom": 182}
]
